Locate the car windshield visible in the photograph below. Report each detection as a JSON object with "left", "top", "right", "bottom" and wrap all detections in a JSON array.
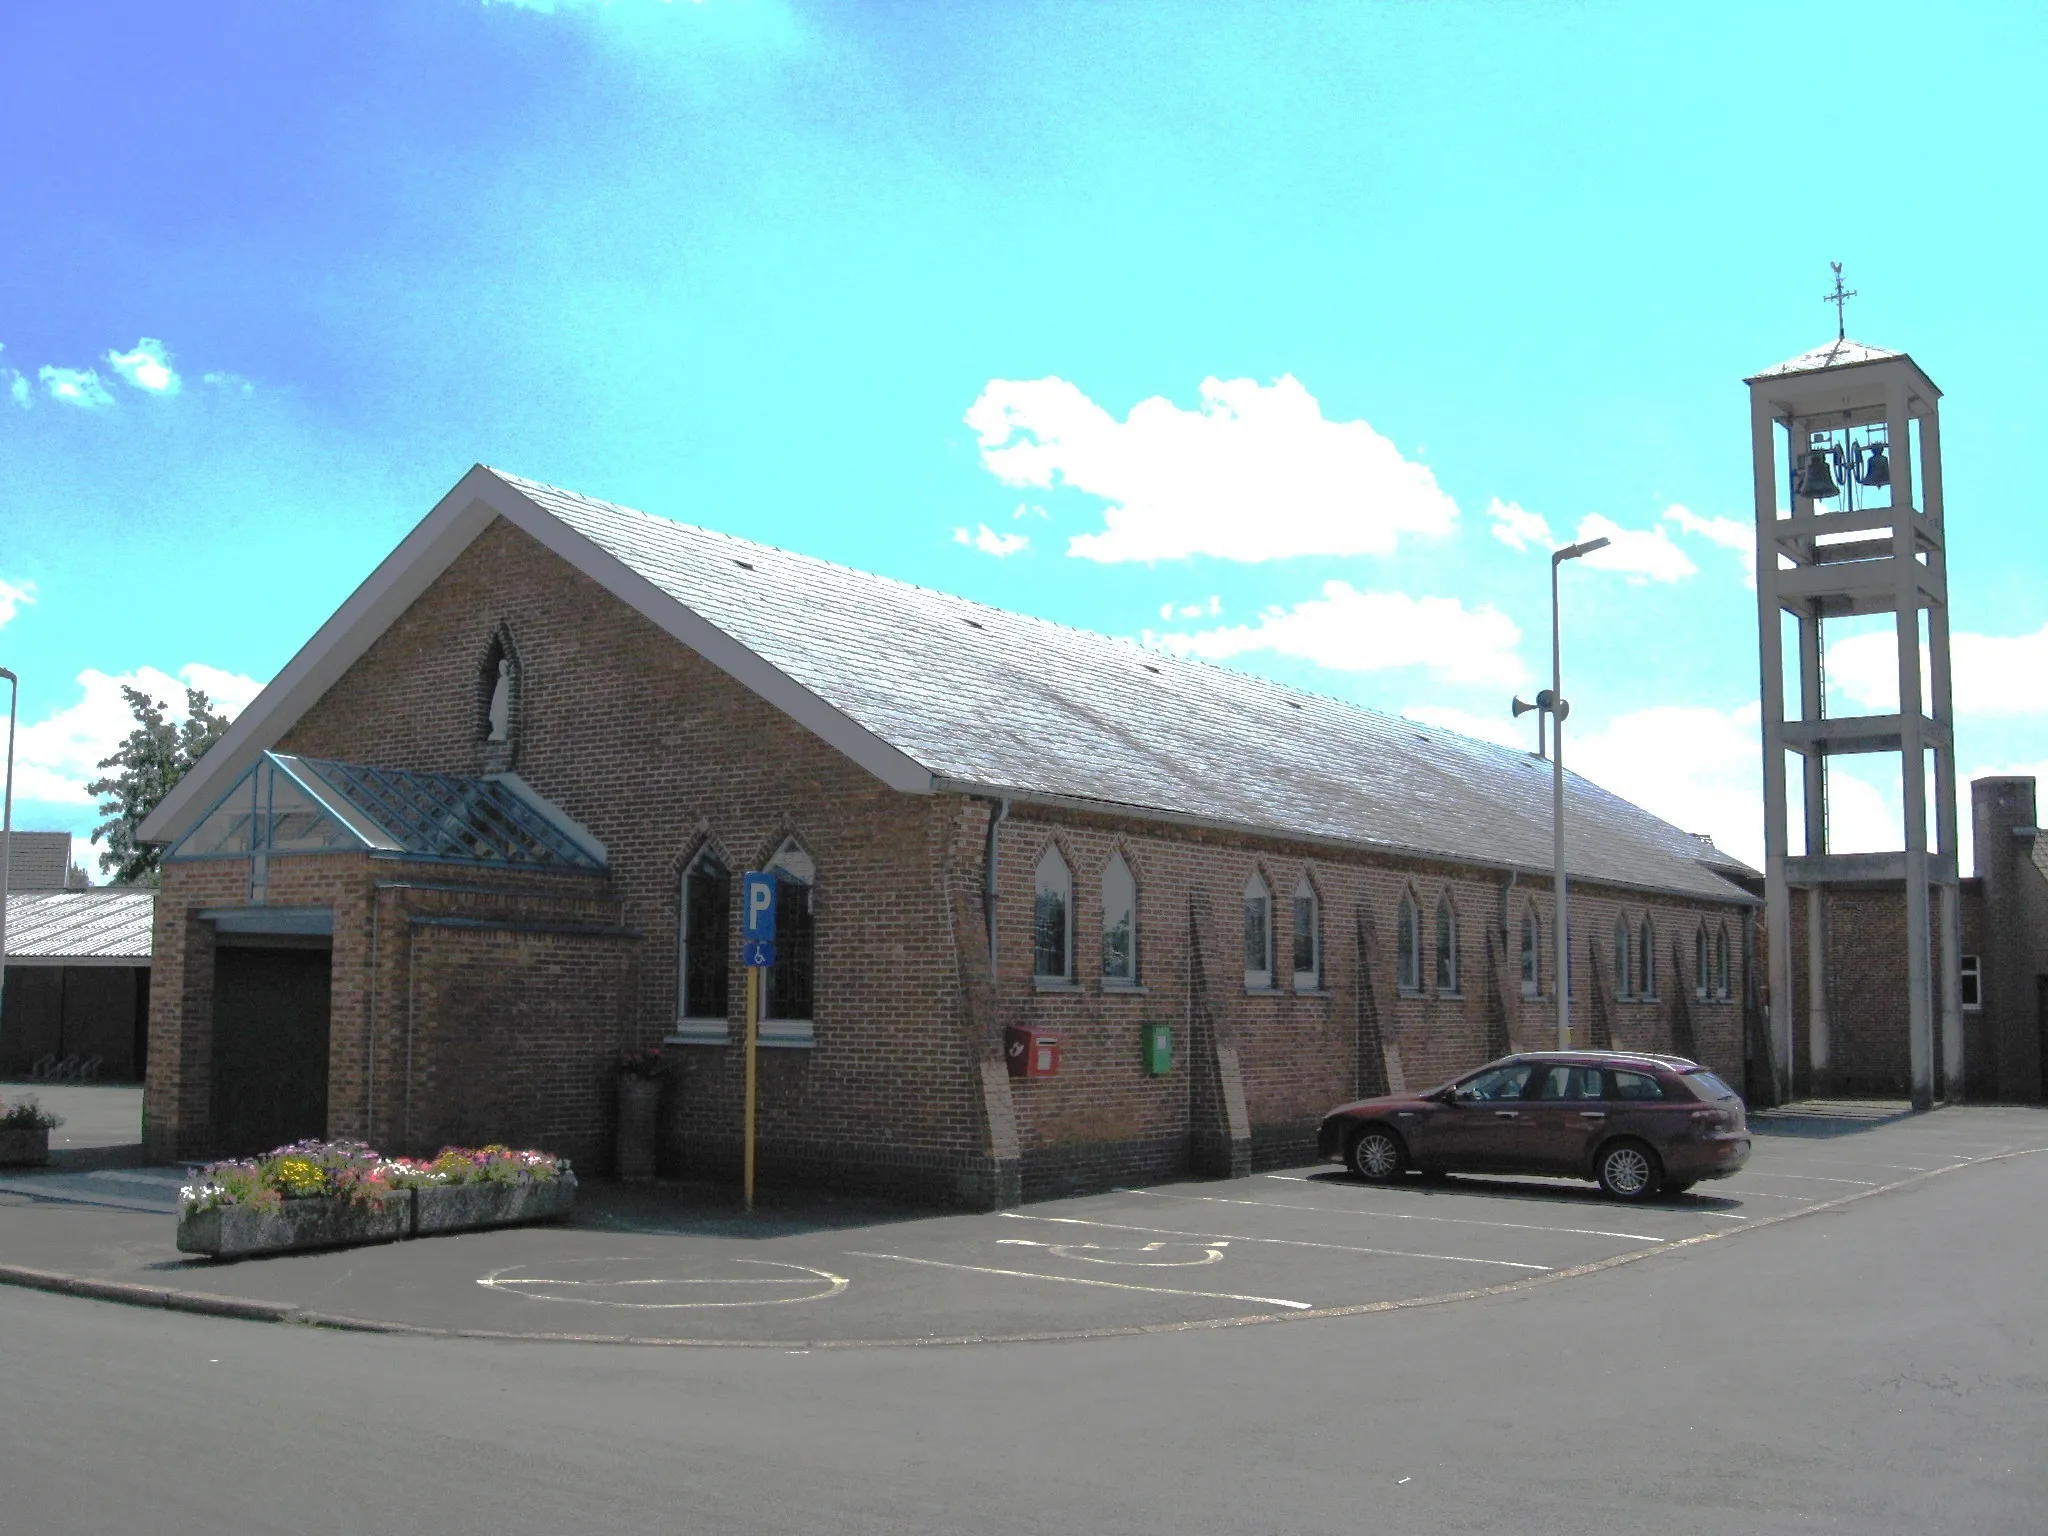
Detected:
[
  {"left": 1452, "top": 1064, "right": 1534, "bottom": 1101},
  {"left": 1680, "top": 1069, "right": 1739, "bottom": 1102}
]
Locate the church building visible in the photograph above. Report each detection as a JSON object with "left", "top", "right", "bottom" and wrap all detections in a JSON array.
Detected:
[{"left": 137, "top": 467, "right": 1761, "bottom": 1205}]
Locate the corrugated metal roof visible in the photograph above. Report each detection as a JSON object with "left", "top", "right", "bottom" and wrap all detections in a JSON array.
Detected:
[
  {"left": 4, "top": 890, "right": 154, "bottom": 961},
  {"left": 497, "top": 472, "right": 1756, "bottom": 904}
]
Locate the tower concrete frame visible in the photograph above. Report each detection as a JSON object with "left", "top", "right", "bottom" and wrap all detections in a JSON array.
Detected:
[{"left": 1747, "top": 338, "right": 1963, "bottom": 1110}]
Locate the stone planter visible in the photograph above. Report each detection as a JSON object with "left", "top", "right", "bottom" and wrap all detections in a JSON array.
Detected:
[
  {"left": 616, "top": 1074, "right": 661, "bottom": 1182},
  {"left": 176, "top": 1173, "right": 578, "bottom": 1258},
  {"left": 413, "top": 1172, "right": 578, "bottom": 1235},
  {"left": 0, "top": 1127, "right": 51, "bottom": 1167},
  {"left": 177, "top": 1193, "right": 413, "bottom": 1259}
]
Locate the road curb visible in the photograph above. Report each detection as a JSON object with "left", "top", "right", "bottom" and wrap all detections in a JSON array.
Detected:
[{"left": 3, "top": 1144, "right": 2041, "bottom": 1349}]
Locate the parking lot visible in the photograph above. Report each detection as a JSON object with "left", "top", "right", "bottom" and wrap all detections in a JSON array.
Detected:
[{"left": 3, "top": 1099, "right": 2043, "bottom": 1346}]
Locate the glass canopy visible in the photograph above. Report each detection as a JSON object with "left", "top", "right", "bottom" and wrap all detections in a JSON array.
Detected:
[{"left": 165, "top": 753, "right": 605, "bottom": 871}]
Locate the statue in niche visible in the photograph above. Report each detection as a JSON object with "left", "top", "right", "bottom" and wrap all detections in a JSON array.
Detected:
[{"left": 486, "top": 657, "right": 513, "bottom": 743}]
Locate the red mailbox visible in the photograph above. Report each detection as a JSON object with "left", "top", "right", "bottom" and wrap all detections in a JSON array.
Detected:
[{"left": 1005, "top": 1025, "right": 1060, "bottom": 1078}]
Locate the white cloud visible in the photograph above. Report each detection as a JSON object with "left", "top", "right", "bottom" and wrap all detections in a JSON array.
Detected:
[
  {"left": 1486, "top": 497, "right": 1554, "bottom": 554},
  {"left": 965, "top": 374, "right": 1459, "bottom": 563},
  {"left": 1664, "top": 503, "right": 1755, "bottom": 587},
  {"left": 105, "top": 337, "right": 180, "bottom": 395},
  {"left": 1575, "top": 513, "right": 1698, "bottom": 584},
  {"left": 13, "top": 664, "right": 265, "bottom": 807},
  {"left": 1152, "top": 581, "right": 1526, "bottom": 689},
  {"left": 1567, "top": 702, "right": 1763, "bottom": 868},
  {"left": 953, "top": 523, "right": 1029, "bottom": 558},
  {"left": 0, "top": 577, "right": 35, "bottom": 629},
  {"left": 7, "top": 374, "right": 26, "bottom": 408},
  {"left": 202, "top": 370, "right": 254, "bottom": 396},
  {"left": 1830, "top": 622, "right": 2048, "bottom": 719},
  {"left": 40, "top": 366, "right": 114, "bottom": 409}
]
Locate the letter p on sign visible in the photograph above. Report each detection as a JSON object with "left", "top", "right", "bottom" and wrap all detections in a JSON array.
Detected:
[{"left": 743, "top": 873, "right": 778, "bottom": 943}]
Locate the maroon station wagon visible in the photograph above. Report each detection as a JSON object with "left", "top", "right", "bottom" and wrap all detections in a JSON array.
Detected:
[{"left": 1317, "top": 1051, "right": 1751, "bottom": 1201}]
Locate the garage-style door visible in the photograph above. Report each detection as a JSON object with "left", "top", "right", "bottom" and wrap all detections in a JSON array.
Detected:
[{"left": 211, "top": 944, "right": 332, "bottom": 1157}]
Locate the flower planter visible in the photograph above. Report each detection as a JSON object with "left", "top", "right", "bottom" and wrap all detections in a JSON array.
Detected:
[
  {"left": 413, "top": 1171, "right": 578, "bottom": 1235},
  {"left": 176, "top": 1173, "right": 578, "bottom": 1258},
  {"left": 177, "top": 1192, "right": 412, "bottom": 1259},
  {"left": 0, "top": 1127, "right": 51, "bottom": 1167}
]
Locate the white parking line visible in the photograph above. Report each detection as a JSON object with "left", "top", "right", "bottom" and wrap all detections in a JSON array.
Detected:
[
  {"left": 1707, "top": 1188, "right": 1812, "bottom": 1200},
  {"left": 1001, "top": 1212, "right": 1553, "bottom": 1271},
  {"left": 845, "top": 1251, "right": 1312, "bottom": 1310},
  {"left": 1122, "top": 1188, "right": 1668, "bottom": 1244},
  {"left": 1736, "top": 1171, "right": 1879, "bottom": 1186}
]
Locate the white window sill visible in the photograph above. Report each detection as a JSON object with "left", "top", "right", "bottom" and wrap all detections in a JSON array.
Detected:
[
  {"left": 1102, "top": 982, "right": 1149, "bottom": 995},
  {"left": 1244, "top": 984, "right": 1284, "bottom": 996},
  {"left": 1293, "top": 986, "right": 1331, "bottom": 998},
  {"left": 759, "top": 1020, "right": 814, "bottom": 1048},
  {"left": 1435, "top": 991, "right": 1465, "bottom": 1001},
  {"left": 1520, "top": 987, "right": 1540, "bottom": 1001},
  {"left": 667, "top": 1020, "right": 730, "bottom": 1046},
  {"left": 1033, "top": 978, "right": 1082, "bottom": 992},
  {"left": 1396, "top": 986, "right": 1426, "bottom": 999}
]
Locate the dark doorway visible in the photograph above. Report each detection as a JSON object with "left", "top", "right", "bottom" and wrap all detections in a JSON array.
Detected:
[
  {"left": 2038, "top": 976, "right": 2048, "bottom": 1105},
  {"left": 211, "top": 945, "right": 332, "bottom": 1156}
]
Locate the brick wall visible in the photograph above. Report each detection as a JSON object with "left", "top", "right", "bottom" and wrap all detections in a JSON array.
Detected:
[{"left": 146, "top": 512, "right": 1757, "bottom": 1197}]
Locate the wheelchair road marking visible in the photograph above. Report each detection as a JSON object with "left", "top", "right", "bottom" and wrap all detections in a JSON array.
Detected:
[{"left": 1003, "top": 1212, "right": 1552, "bottom": 1271}]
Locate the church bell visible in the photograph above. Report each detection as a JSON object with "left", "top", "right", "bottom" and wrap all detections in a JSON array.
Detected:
[
  {"left": 1857, "top": 442, "right": 1891, "bottom": 488},
  {"left": 1794, "top": 448, "right": 1839, "bottom": 500}
]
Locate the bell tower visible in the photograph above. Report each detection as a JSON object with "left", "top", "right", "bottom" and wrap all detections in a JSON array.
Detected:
[{"left": 1746, "top": 286, "right": 1963, "bottom": 1110}]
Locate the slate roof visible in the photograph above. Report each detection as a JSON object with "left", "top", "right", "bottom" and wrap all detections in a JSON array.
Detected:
[
  {"left": 1746, "top": 337, "right": 1905, "bottom": 380},
  {"left": 5, "top": 832, "right": 76, "bottom": 892},
  {"left": 4, "top": 889, "right": 155, "bottom": 961},
  {"left": 498, "top": 472, "right": 1756, "bottom": 904}
]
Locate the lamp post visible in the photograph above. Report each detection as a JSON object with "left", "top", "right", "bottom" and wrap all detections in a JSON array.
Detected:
[
  {"left": 0, "top": 667, "right": 16, "bottom": 1037},
  {"left": 1549, "top": 539, "right": 1608, "bottom": 1049}
]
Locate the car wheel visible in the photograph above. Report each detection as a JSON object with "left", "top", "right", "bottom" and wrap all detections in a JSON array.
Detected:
[
  {"left": 1348, "top": 1125, "right": 1406, "bottom": 1182},
  {"left": 1596, "top": 1139, "right": 1660, "bottom": 1201}
]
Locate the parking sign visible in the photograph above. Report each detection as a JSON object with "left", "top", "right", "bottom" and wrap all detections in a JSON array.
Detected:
[{"left": 742, "top": 872, "right": 777, "bottom": 942}]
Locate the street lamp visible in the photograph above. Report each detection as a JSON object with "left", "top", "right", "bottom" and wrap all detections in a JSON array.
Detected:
[
  {"left": 1549, "top": 538, "right": 1607, "bottom": 1049},
  {"left": 0, "top": 667, "right": 15, "bottom": 1037}
]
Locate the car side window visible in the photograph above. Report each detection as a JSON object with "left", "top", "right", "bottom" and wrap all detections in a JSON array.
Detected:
[
  {"left": 1536, "top": 1065, "right": 1604, "bottom": 1100},
  {"left": 1608, "top": 1069, "right": 1664, "bottom": 1101},
  {"left": 1453, "top": 1065, "right": 1535, "bottom": 1102}
]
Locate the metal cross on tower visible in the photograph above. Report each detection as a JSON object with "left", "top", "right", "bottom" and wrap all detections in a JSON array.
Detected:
[{"left": 1824, "top": 262, "right": 1857, "bottom": 342}]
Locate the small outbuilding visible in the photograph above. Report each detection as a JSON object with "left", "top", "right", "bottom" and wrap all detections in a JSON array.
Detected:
[
  {"left": 1, "top": 887, "right": 155, "bottom": 1081},
  {"left": 134, "top": 467, "right": 1762, "bottom": 1203}
]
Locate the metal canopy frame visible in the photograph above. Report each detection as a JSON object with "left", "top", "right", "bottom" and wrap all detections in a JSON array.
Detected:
[{"left": 164, "top": 751, "right": 606, "bottom": 873}]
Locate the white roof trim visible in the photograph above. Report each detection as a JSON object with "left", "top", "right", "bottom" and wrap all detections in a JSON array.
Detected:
[{"left": 141, "top": 467, "right": 934, "bottom": 844}]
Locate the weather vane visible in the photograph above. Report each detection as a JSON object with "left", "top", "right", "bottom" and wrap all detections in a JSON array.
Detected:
[{"left": 1824, "top": 261, "right": 1857, "bottom": 342}]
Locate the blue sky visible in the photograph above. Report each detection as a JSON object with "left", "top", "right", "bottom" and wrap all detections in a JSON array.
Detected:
[{"left": 3, "top": 0, "right": 2045, "bottom": 874}]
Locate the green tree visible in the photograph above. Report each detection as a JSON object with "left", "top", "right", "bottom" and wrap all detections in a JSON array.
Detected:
[{"left": 85, "top": 686, "right": 232, "bottom": 884}]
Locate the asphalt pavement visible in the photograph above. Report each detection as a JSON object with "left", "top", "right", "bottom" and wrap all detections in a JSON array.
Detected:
[
  {"left": 1, "top": 1100, "right": 2041, "bottom": 1344},
  {"left": 3, "top": 1106, "right": 2045, "bottom": 1534}
]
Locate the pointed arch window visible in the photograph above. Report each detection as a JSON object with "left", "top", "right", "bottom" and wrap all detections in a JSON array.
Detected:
[
  {"left": 1639, "top": 918, "right": 1657, "bottom": 1000},
  {"left": 1101, "top": 852, "right": 1137, "bottom": 985},
  {"left": 1244, "top": 874, "right": 1274, "bottom": 989},
  {"left": 1292, "top": 876, "right": 1322, "bottom": 991},
  {"left": 1520, "top": 906, "right": 1541, "bottom": 999},
  {"left": 676, "top": 847, "right": 731, "bottom": 1035},
  {"left": 1715, "top": 924, "right": 1731, "bottom": 1001},
  {"left": 1435, "top": 896, "right": 1459, "bottom": 995},
  {"left": 1396, "top": 895, "right": 1421, "bottom": 994},
  {"left": 1614, "top": 919, "right": 1633, "bottom": 1000},
  {"left": 764, "top": 839, "right": 815, "bottom": 1029},
  {"left": 1695, "top": 921, "right": 1710, "bottom": 1000},
  {"left": 1033, "top": 845, "right": 1072, "bottom": 982}
]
